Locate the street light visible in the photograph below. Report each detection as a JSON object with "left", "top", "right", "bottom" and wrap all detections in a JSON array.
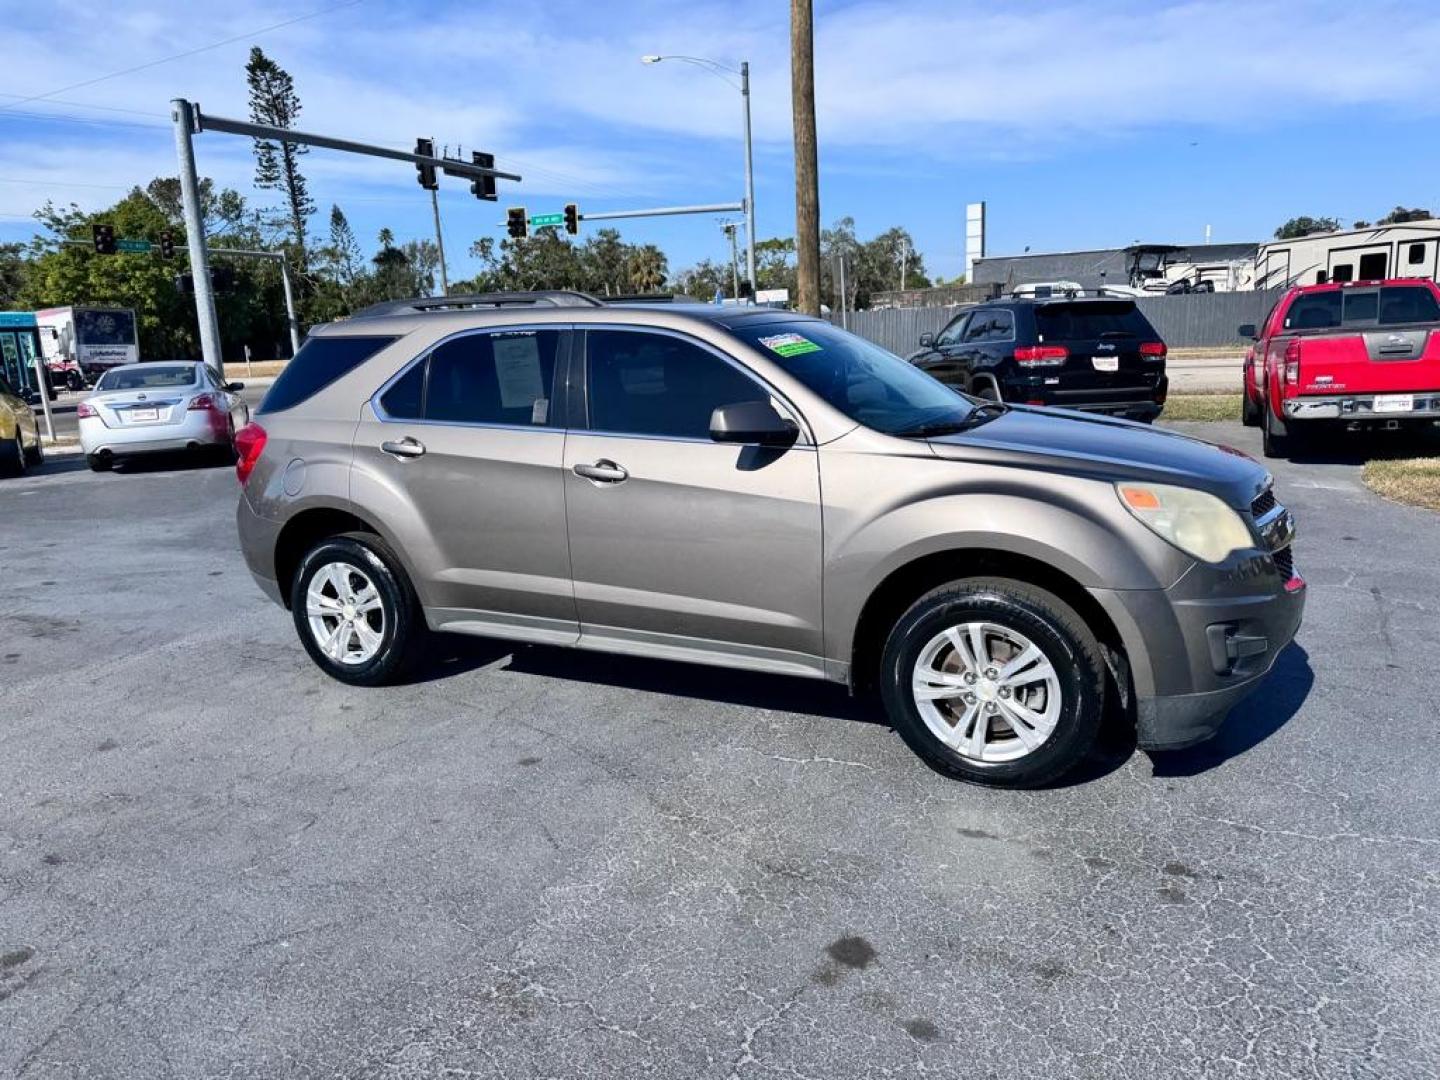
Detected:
[{"left": 642, "top": 54, "right": 757, "bottom": 300}]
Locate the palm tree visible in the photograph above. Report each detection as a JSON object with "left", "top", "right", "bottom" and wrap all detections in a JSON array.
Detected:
[{"left": 626, "top": 245, "right": 667, "bottom": 292}]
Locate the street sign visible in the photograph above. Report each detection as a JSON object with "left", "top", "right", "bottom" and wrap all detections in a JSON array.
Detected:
[
  {"left": 529, "top": 213, "right": 564, "bottom": 228},
  {"left": 116, "top": 239, "right": 152, "bottom": 254}
]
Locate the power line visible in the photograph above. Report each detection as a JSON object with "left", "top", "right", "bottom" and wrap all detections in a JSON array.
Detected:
[
  {"left": 0, "top": 0, "right": 366, "bottom": 113},
  {"left": 0, "top": 93, "right": 168, "bottom": 120},
  {"left": 0, "top": 108, "right": 169, "bottom": 132}
]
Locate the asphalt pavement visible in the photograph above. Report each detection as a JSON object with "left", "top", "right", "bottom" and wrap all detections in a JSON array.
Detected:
[{"left": 2, "top": 421, "right": 1438, "bottom": 1078}]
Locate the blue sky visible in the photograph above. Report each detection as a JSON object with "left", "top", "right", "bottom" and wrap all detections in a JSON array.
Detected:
[{"left": 2, "top": 0, "right": 1438, "bottom": 282}]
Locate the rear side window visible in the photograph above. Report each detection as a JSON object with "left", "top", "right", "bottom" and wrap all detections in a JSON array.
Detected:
[
  {"left": 259, "top": 335, "right": 396, "bottom": 414},
  {"left": 426, "top": 330, "right": 560, "bottom": 426},
  {"left": 1035, "top": 302, "right": 1156, "bottom": 341},
  {"left": 963, "top": 309, "right": 1014, "bottom": 343}
]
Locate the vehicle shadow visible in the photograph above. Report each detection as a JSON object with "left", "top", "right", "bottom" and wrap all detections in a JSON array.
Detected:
[
  {"left": 109, "top": 450, "right": 235, "bottom": 475},
  {"left": 408, "top": 632, "right": 879, "bottom": 725},
  {"left": 1146, "top": 643, "right": 1313, "bottom": 778}
]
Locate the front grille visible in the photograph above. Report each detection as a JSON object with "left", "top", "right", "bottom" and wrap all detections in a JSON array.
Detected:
[
  {"left": 1251, "top": 488, "right": 1277, "bottom": 518},
  {"left": 1273, "top": 545, "right": 1295, "bottom": 580}
]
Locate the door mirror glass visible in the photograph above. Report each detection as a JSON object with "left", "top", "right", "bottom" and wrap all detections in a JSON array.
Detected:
[
  {"left": 1237, "top": 323, "right": 1257, "bottom": 340},
  {"left": 225, "top": 381, "right": 244, "bottom": 391},
  {"left": 918, "top": 332, "right": 935, "bottom": 348},
  {"left": 709, "top": 400, "right": 798, "bottom": 447}
]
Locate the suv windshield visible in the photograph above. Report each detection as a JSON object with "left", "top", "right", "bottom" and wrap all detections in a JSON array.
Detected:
[
  {"left": 96, "top": 365, "right": 197, "bottom": 391},
  {"left": 1035, "top": 301, "right": 1155, "bottom": 340},
  {"left": 727, "top": 320, "right": 973, "bottom": 434}
]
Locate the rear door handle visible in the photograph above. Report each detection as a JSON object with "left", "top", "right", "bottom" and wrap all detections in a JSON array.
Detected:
[
  {"left": 572, "top": 459, "right": 628, "bottom": 484},
  {"left": 381, "top": 436, "right": 426, "bottom": 459}
]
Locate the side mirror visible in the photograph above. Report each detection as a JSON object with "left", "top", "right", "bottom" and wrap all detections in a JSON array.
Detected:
[
  {"left": 918, "top": 332, "right": 935, "bottom": 348},
  {"left": 710, "top": 400, "right": 799, "bottom": 447},
  {"left": 225, "top": 381, "right": 245, "bottom": 391},
  {"left": 1237, "top": 324, "right": 1257, "bottom": 340}
]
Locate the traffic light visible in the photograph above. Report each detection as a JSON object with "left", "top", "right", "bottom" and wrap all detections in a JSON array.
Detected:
[
  {"left": 159, "top": 230, "right": 175, "bottom": 259},
  {"left": 506, "top": 207, "right": 528, "bottom": 240},
  {"left": 563, "top": 203, "right": 579, "bottom": 235},
  {"left": 415, "top": 137, "right": 437, "bottom": 190},
  {"left": 92, "top": 223, "right": 116, "bottom": 255},
  {"left": 470, "top": 151, "right": 497, "bottom": 201}
]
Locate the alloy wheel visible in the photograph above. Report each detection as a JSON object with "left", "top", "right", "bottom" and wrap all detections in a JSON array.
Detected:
[{"left": 305, "top": 561, "right": 386, "bottom": 665}]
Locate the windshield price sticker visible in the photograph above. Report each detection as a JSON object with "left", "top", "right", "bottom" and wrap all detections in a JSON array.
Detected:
[{"left": 759, "top": 333, "right": 822, "bottom": 358}]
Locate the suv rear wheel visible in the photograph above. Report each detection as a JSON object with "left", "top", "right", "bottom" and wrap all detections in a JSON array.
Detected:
[
  {"left": 878, "top": 577, "right": 1105, "bottom": 788},
  {"left": 291, "top": 532, "right": 426, "bottom": 686}
]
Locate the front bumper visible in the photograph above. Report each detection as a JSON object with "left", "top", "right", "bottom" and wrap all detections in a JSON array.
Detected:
[
  {"left": 1285, "top": 391, "right": 1440, "bottom": 422},
  {"left": 1091, "top": 550, "right": 1306, "bottom": 751}
]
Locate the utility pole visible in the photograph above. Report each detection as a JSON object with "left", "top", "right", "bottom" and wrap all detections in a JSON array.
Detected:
[
  {"left": 740, "top": 61, "right": 757, "bottom": 298},
  {"left": 430, "top": 188, "right": 450, "bottom": 295},
  {"left": 837, "top": 251, "right": 848, "bottom": 330},
  {"left": 724, "top": 222, "right": 741, "bottom": 300},
  {"left": 899, "top": 237, "right": 909, "bottom": 291},
  {"left": 791, "top": 0, "right": 821, "bottom": 315},
  {"left": 171, "top": 99, "right": 224, "bottom": 374}
]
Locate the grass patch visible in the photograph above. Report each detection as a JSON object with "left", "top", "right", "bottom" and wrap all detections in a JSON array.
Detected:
[
  {"left": 1162, "top": 394, "right": 1243, "bottom": 422},
  {"left": 1363, "top": 457, "right": 1440, "bottom": 512}
]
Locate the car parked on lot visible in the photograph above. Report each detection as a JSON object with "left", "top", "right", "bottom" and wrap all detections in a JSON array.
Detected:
[
  {"left": 235, "top": 292, "right": 1302, "bottom": 788},
  {"left": 1241, "top": 278, "right": 1440, "bottom": 458},
  {"left": 79, "top": 362, "right": 250, "bottom": 472},
  {"left": 0, "top": 373, "right": 43, "bottom": 476},
  {"left": 908, "top": 296, "right": 1169, "bottom": 422}
]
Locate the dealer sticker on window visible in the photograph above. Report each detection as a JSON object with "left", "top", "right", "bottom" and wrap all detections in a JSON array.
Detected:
[{"left": 758, "top": 333, "right": 822, "bottom": 358}]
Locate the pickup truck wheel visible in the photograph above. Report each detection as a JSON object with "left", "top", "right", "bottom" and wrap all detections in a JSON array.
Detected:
[
  {"left": 879, "top": 577, "right": 1105, "bottom": 788},
  {"left": 291, "top": 532, "right": 426, "bottom": 687},
  {"left": 1261, "top": 405, "right": 1289, "bottom": 458},
  {"left": 1241, "top": 390, "right": 1260, "bottom": 427}
]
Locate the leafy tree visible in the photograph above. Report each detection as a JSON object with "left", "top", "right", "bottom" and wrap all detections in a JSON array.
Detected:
[
  {"left": 1352, "top": 220, "right": 1371, "bottom": 230},
  {"left": 246, "top": 47, "right": 314, "bottom": 260},
  {"left": 1376, "top": 206, "right": 1433, "bottom": 225},
  {"left": 144, "top": 177, "right": 250, "bottom": 237},
  {"left": 1273, "top": 216, "right": 1340, "bottom": 240},
  {"left": 674, "top": 258, "right": 730, "bottom": 301},
  {"left": 0, "top": 243, "right": 28, "bottom": 307},
  {"left": 625, "top": 244, "right": 668, "bottom": 292}
]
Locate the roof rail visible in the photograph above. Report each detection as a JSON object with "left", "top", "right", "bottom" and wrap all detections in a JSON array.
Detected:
[
  {"left": 602, "top": 292, "right": 678, "bottom": 304},
  {"left": 350, "top": 290, "right": 605, "bottom": 318}
]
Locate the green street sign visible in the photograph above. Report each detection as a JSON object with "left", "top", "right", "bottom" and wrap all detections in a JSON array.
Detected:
[
  {"left": 529, "top": 213, "right": 564, "bottom": 228},
  {"left": 116, "top": 238, "right": 152, "bottom": 254}
]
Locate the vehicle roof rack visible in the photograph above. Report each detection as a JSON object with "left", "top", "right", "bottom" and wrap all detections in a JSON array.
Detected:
[
  {"left": 350, "top": 290, "right": 605, "bottom": 318},
  {"left": 602, "top": 292, "right": 678, "bottom": 304}
]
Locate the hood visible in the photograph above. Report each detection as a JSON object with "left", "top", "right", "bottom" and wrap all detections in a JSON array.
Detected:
[{"left": 926, "top": 406, "right": 1270, "bottom": 510}]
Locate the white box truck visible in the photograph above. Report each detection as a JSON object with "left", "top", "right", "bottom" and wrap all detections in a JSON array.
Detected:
[{"left": 35, "top": 306, "right": 139, "bottom": 389}]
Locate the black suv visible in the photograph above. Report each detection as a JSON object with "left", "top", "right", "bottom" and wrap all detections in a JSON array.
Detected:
[{"left": 907, "top": 297, "right": 1169, "bottom": 421}]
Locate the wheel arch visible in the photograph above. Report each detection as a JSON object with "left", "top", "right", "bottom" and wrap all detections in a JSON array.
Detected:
[
  {"left": 273, "top": 506, "right": 381, "bottom": 610},
  {"left": 847, "top": 547, "right": 1130, "bottom": 703}
]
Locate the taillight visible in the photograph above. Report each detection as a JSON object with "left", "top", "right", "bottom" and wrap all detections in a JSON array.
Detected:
[
  {"left": 1014, "top": 344, "right": 1068, "bottom": 366},
  {"left": 76, "top": 401, "right": 98, "bottom": 419},
  {"left": 234, "top": 422, "right": 267, "bottom": 486},
  {"left": 1139, "top": 341, "right": 1167, "bottom": 358},
  {"left": 1283, "top": 338, "right": 1301, "bottom": 384},
  {"left": 188, "top": 392, "right": 219, "bottom": 411}
]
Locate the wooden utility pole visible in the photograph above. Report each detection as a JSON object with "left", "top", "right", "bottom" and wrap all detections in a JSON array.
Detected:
[{"left": 791, "top": 0, "right": 821, "bottom": 315}]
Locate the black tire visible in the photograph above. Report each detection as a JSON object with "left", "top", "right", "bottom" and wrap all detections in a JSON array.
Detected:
[
  {"left": 87, "top": 453, "right": 113, "bottom": 472},
  {"left": 1241, "top": 390, "right": 1260, "bottom": 427},
  {"left": 973, "top": 380, "right": 1001, "bottom": 403},
  {"left": 879, "top": 577, "right": 1106, "bottom": 788},
  {"left": 23, "top": 433, "right": 43, "bottom": 467},
  {"left": 66, "top": 371, "right": 85, "bottom": 392},
  {"left": 0, "top": 435, "right": 23, "bottom": 477},
  {"left": 290, "top": 531, "right": 427, "bottom": 687},
  {"left": 1261, "top": 403, "right": 1288, "bottom": 458}
]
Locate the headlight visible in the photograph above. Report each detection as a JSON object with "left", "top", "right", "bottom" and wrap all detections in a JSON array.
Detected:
[{"left": 1116, "top": 483, "right": 1254, "bottom": 563}]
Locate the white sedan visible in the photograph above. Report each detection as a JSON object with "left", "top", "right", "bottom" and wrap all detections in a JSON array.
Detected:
[{"left": 79, "top": 362, "right": 250, "bottom": 471}]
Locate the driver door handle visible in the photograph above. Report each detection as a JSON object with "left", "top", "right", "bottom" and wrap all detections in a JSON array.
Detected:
[
  {"left": 573, "top": 459, "right": 628, "bottom": 484},
  {"left": 381, "top": 436, "right": 426, "bottom": 459}
]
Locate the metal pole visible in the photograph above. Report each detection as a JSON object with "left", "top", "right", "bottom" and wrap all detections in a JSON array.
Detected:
[
  {"left": 278, "top": 257, "right": 301, "bottom": 356},
  {"left": 172, "top": 99, "right": 224, "bottom": 375},
  {"left": 30, "top": 348, "right": 54, "bottom": 441},
  {"left": 726, "top": 224, "right": 740, "bottom": 300},
  {"left": 741, "top": 61, "right": 758, "bottom": 299},
  {"left": 900, "top": 238, "right": 908, "bottom": 291},
  {"left": 430, "top": 188, "right": 450, "bottom": 296},
  {"left": 838, "top": 252, "right": 848, "bottom": 330},
  {"left": 578, "top": 202, "right": 743, "bottom": 222}
]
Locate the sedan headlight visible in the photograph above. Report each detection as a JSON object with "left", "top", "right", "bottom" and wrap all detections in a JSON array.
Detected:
[{"left": 1116, "top": 483, "right": 1254, "bottom": 564}]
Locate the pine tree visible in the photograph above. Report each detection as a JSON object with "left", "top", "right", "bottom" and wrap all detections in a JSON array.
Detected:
[{"left": 246, "top": 47, "right": 315, "bottom": 261}]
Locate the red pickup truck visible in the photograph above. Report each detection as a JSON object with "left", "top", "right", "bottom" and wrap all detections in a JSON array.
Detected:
[{"left": 1240, "top": 279, "right": 1440, "bottom": 458}]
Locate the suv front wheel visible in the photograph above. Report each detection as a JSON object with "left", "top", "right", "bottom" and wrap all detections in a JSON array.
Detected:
[
  {"left": 291, "top": 532, "right": 426, "bottom": 686},
  {"left": 879, "top": 577, "right": 1106, "bottom": 788}
]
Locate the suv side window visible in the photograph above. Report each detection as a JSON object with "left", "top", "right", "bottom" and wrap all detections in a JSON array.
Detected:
[
  {"left": 963, "top": 309, "right": 1014, "bottom": 343},
  {"left": 389, "top": 329, "right": 562, "bottom": 427},
  {"left": 585, "top": 329, "right": 762, "bottom": 440}
]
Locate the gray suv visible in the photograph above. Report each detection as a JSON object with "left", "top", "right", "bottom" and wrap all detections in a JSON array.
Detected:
[{"left": 236, "top": 292, "right": 1304, "bottom": 787}]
